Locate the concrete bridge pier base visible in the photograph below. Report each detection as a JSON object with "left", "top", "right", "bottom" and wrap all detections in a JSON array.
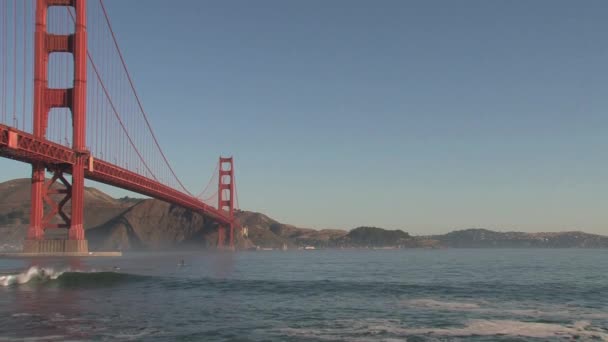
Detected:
[{"left": 22, "top": 239, "right": 89, "bottom": 254}]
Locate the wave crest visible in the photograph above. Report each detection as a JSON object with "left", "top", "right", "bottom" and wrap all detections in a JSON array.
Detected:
[
  {"left": 0, "top": 266, "right": 66, "bottom": 286},
  {"left": 0, "top": 266, "right": 145, "bottom": 287}
]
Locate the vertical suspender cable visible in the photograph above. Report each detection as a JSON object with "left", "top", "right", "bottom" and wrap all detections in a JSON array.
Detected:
[
  {"left": 2, "top": 0, "right": 7, "bottom": 124},
  {"left": 13, "top": 0, "right": 17, "bottom": 127},
  {"left": 98, "top": 0, "right": 192, "bottom": 194},
  {"left": 65, "top": 8, "right": 69, "bottom": 146},
  {"left": 22, "top": 0, "right": 27, "bottom": 131}
]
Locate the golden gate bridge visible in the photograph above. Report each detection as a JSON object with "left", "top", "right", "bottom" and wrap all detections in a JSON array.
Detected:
[{"left": 0, "top": 0, "right": 239, "bottom": 253}]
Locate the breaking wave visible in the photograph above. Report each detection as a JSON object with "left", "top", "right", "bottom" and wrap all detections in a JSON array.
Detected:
[
  {"left": 0, "top": 266, "right": 64, "bottom": 286},
  {"left": 0, "top": 266, "right": 146, "bottom": 287}
]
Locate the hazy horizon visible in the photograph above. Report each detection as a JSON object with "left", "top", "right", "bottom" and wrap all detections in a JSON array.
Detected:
[
  {"left": 0, "top": 176, "right": 603, "bottom": 236},
  {"left": 1, "top": 0, "right": 607, "bottom": 235}
]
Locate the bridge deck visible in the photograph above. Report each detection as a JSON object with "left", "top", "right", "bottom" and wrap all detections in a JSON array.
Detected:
[{"left": 0, "top": 124, "right": 231, "bottom": 225}]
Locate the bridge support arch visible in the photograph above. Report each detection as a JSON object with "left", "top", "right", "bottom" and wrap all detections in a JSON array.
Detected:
[{"left": 24, "top": 0, "right": 88, "bottom": 254}]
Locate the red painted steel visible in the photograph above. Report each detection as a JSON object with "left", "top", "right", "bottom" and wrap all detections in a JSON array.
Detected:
[
  {"left": 70, "top": 0, "right": 88, "bottom": 241},
  {"left": 0, "top": 0, "right": 239, "bottom": 250},
  {"left": 0, "top": 124, "right": 235, "bottom": 226},
  {"left": 41, "top": 170, "right": 72, "bottom": 229},
  {"left": 217, "top": 157, "right": 235, "bottom": 248},
  {"left": 217, "top": 226, "right": 225, "bottom": 249},
  {"left": 28, "top": 0, "right": 87, "bottom": 243}
]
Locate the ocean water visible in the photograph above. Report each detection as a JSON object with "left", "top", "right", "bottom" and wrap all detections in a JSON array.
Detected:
[{"left": 0, "top": 249, "right": 607, "bottom": 341}]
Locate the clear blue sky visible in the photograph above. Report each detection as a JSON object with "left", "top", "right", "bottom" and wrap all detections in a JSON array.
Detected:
[{"left": 2, "top": 0, "right": 607, "bottom": 234}]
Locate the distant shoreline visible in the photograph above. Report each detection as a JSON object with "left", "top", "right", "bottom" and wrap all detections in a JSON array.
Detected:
[{"left": 1, "top": 179, "right": 607, "bottom": 251}]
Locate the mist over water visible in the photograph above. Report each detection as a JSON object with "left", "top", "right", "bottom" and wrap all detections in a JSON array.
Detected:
[{"left": 0, "top": 249, "right": 607, "bottom": 341}]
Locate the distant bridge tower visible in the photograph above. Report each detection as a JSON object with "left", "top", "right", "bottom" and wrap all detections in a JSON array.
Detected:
[
  {"left": 24, "top": 0, "right": 89, "bottom": 253},
  {"left": 217, "top": 157, "right": 235, "bottom": 249}
]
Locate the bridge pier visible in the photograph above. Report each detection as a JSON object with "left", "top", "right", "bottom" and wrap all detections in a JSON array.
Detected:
[
  {"left": 27, "top": 163, "right": 45, "bottom": 241},
  {"left": 68, "top": 156, "right": 87, "bottom": 251},
  {"left": 24, "top": 166, "right": 89, "bottom": 254},
  {"left": 23, "top": 239, "right": 88, "bottom": 254},
  {"left": 217, "top": 225, "right": 225, "bottom": 249},
  {"left": 216, "top": 224, "right": 235, "bottom": 250}
]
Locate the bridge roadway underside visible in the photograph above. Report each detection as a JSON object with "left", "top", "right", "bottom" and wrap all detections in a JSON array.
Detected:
[{"left": 0, "top": 124, "right": 232, "bottom": 232}]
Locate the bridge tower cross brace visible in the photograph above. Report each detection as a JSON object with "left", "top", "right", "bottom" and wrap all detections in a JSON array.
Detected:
[
  {"left": 217, "top": 157, "right": 235, "bottom": 249},
  {"left": 24, "top": 0, "right": 88, "bottom": 253}
]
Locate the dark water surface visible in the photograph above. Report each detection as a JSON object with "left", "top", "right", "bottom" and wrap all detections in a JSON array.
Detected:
[{"left": 1, "top": 249, "right": 607, "bottom": 341}]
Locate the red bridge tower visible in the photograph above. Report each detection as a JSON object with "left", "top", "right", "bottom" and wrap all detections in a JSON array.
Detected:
[
  {"left": 217, "top": 157, "right": 235, "bottom": 249},
  {"left": 24, "top": 0, "right": 88, "bottom": 253}
]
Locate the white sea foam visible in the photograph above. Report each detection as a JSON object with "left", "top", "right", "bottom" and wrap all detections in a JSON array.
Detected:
[
  {"left": 11, "top": 313, "right": 34, "bottom": 317},
  {"left": 281, "top": 318, "right": 608, "bottom": 341},
  {"left": 401, "top": 298, "right": 481, "bottom": 310},
  {"left": 0, "top": 335, "right": 66, "bottom": 342},
  {"left": 405, "top": 319, "right": 608, "bottom": 339},
  {"left": 49, "top": 312, "right": 86, "bottom": 323},
  {"left": 400, "top": 297, "right": 608, "bottom": 322},
  {"left": 106, "top": 328, "right": 163, "bottom": 340},
  {"left": 0, "top": 266, "right": 67, "bottom": 286}
]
